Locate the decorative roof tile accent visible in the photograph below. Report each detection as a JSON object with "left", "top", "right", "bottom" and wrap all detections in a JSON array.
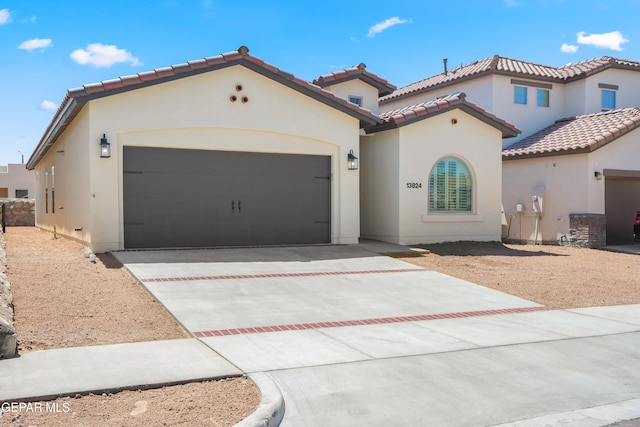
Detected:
[
  {"left": 381, "top": 55, "right": 640, "bottom": 104},
  {"left": 313, "top": 63, "right": 397, "bottom": 96},
  {"left": 366, "top": 92, "right": 520, "bottom": 138},
  {"left": 502, "top": 108, "right": 640, "bottom": 159},
  {"left": 27, "top": 46, "right": 381, "bottom": 170}
]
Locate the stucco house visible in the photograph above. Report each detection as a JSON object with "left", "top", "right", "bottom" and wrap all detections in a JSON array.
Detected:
[
  {"left": 502, "top": 107, "right": 640, "bottom": 247},
  {"left": 26, "top": 47, "right": 381, "bottom": 252},
  {"left": 380, "top": 55, "right": 640, "bottom": 147},
  {"left": 0, "top": 163, "right": 35, "bottom": 199},
  {"left": 27, "top": 47, "right": 517, "bottom": 252},
  {"left": 383, "top": 55, "right": 640, "bottom": 247}
]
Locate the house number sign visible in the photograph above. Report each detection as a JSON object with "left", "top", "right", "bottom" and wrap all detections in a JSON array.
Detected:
[{"left": 406, "top": 182, "right": 422, "bottom": 189}]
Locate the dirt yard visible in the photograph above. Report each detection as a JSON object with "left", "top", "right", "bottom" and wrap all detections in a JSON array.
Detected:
[
  {"left": 401, "top": 241, "right": 640, "bottom": 309},
  {"left": 2, "top": 228, "right": 639, "bottom": 426},
  {"left": 2, "top": 227, "right": 259, "bottom": 427}
]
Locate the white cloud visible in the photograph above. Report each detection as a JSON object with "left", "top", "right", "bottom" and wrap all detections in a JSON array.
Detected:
[
  {"left": 560, "top": 43, "right": 579, "bottom": 53},
  {"left": 576, "top": 31, "right": 628, "bottom": 51},
  {"left": 367, "top": 17, "right": 408, "bottom": 38},
  {"left": 0, "top": 8, "right": 11, "bottom": 24},
  {"left": 70, "top": 43, "right": 142, "bottom": 68},
  {"left": 40, "top": 100, "right": 58, "bottom": 111},
  {"left": 21, "top": 15, "right": 36, "bottom": 24},
  {"left": 18, "top": 38, "right": 52, "bottom": 51}
]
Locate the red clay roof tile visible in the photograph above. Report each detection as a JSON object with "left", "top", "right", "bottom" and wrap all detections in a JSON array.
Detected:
[
  {"left": 502, "top": 108, "right": 640, "bottom": 159},
  {"left": 27, "top": 46, "right": 381, "bottom": 169},
  {"left": 381, "top": 55, "right": 640, "bottom": 104},
  {"left": 368, "top": 92, "right": 519, "bottom": 138},
  {"left": 313, "top": 63, "right": 396, "bottom": 96}
]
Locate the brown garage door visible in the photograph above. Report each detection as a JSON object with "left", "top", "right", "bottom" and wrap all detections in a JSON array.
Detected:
[
  {"left": 123, "top": 147, "right": 331, "bottom": 249},
  {"left": 605, "top": 175, "right": 640, "bottom": 244}
]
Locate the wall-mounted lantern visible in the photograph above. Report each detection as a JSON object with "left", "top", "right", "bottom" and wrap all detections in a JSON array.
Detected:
[
  {"left": 100, "top": 134, "right": 111, "bottom": 158},
  {"left": 594, "top": 171, "right": 602, "bottom": 180},
  {"left": 347, "top": 149, "right": 358, "bottom": 170}
]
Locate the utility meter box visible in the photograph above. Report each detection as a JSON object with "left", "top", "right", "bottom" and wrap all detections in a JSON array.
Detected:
[
  {"left": 516, "top": 203, "right": 525, "bottom": 213},
  {"left": 532, "top": 185, "right": 545, "bottom": 214}
]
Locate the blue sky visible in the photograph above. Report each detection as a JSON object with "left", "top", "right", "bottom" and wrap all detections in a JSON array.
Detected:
[{"left": 1, "top": 0, "right": 639, "bottom": 165}]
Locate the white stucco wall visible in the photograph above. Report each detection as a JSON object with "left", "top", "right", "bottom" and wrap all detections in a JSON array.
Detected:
[
  {"left": 0, "top": 164, "right": 36, "bottom": 198},
  {"left": 381, "top": 75, "right": 495, "bottom": 114},
  {"left": 35, "top": 65, "right": 363, "bottom": 252},
  {"left": 502, "top": 154, "right": 590, "bottom": 244},
  {"left": 583, "top": 69, "right": 640, "bottom": 114},
  {"left": 362, "top": 109, "right": 504, "bottom": 245},
  {"left": 323, "top": 79, "right": 381, "bottom": 114},
  {"left": 503, "top": 130, "right": 640, "bottom": 244}
]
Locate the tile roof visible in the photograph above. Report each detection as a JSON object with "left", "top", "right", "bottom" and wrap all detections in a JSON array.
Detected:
[
  {"left": 27, "top": 46, "right": 381, "bottom": 170},
  {"left": 380, "top": 55, "right": 640, "bottom": 105},
  {"left": 365, "top": 92, "right": 520, "bottom": 138},
  {"left": 313, "top": 63, "right": 397, "bottom": 96},
  {"left": 502, "top": 107, "right": 640, "bottom": 159}
]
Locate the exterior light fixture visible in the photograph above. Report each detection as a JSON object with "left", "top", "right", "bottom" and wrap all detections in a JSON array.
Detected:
[
  {"left": 594, "top": 171, "right": 602, "bottom": 180},
  {"left": 347, "top": 149, "right": 358, "bottom": 170},
  {"left": 100, "top": 134, "right": 111, "bottom": 158}
]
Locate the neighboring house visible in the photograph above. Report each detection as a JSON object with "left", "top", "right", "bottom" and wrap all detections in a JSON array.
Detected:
[
  {"left": 26, "top": 46, "right": 379, "bottom": 252},
  {"left": 0, "top": 163, "right": 35, "bottom": 199},
  {"left": 502, "top": 107, "right": 640, "bottom": 247},
  {"left": 27, "top": 47, "right": 518, "bottom": 251},
  {"left": 380, "top": 55, "right": 640, "bottom": 147}
]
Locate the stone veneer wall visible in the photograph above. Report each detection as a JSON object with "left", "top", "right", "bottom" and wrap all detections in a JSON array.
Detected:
[
  {"left": 1, "top": 198, "right": 35, "bottom": 227},
  {"left": 568, "top": 213, "right": 607, "bottom": 248},
  {"left": 0, "top": 228, "right": 16, "bottom": 358}
]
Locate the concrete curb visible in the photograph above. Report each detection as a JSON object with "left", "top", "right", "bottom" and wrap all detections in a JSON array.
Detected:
[{"left": 235, "top": 372, "right": 285, "bottom": 427}]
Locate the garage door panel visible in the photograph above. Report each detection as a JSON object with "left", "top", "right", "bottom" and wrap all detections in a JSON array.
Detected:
[
  {"left": 124, "top": 147, "right": 331, "bottom": 248},
  {"left": 605, "top": 177, "right": 640, "bottom": 244}
]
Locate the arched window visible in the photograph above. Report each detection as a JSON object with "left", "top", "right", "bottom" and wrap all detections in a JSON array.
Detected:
[{"left": 429, "top": 157, "right": 472, "bottom": 212}]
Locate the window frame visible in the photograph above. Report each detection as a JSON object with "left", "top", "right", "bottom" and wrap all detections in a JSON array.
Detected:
[
  {"left": 536, "top": 88, "right": 550, "bottom": 107},
  {"left": 348, "top": 95, "right": 363, "bottom": 107},
  {"left": 428, "top": 157, "right": 474, "bottom": 214},
  {"left": 513, "top": 86, "right": 527, "bottom": 105},
  {"left": 601, "top": 89, "right": 616, "bottom": 111}
]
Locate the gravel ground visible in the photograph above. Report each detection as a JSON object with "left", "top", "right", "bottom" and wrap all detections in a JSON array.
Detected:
[
  {"left": 401, "top": 241, "right": 640, "bottom": 309},
  {"left": 2, "top": 227, "right": 259, "bottom": 427},
  {"left": 3, "top": 228, "right": 639, "bottom": 426}
]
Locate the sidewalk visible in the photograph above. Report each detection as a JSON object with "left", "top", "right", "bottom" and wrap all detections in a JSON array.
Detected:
[{"left": 0, "top": 339, "right": 240, "bottom": 402}]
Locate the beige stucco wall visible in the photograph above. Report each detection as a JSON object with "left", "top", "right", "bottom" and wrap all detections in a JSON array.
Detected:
[
  {"left": 35, "top": 106, "right": 91, "bottom": 244},
  {"left": 324, "top": 79, "right": 381, "bottom": 114},
  {"left": 35, "top": 65, "right": 363, "bottom": 252},
  {"left": 360, "top": 130, "right": 400, "bottom": 241},
  {"left": 362, "top": 109, "right": 504, "bottom": 245}
]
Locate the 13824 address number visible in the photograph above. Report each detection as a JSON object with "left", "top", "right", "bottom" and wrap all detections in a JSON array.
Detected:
[{"left": 406, "top": 182, "right": 422, "bottom": 189}]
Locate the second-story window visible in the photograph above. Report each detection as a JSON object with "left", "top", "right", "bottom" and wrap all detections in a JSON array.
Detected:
[
  {"left": 348, "top": 96, "right": 363, "bottom": 107},
  {"left": 536, "top": 89, "right": 550, "bottom": 107},
  {"left": 601, "top": 89, "right": 616, "bottom": 111},
  {"left": 514, "top": 86, "right": 527, "bottom": 105}
]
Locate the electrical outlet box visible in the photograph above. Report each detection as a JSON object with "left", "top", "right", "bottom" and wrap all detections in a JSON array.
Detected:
[{"left": 532, "top": 185, "right": 545, "bottom": 213}]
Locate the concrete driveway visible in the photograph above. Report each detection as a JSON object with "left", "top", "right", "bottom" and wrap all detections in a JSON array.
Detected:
[{"left": 114, "top": 244, "right": 640, "bottom": 426}]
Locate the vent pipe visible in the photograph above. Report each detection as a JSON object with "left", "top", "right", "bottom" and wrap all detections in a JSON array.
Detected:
[{"left": 443, "top": 58, "right": 448, "bottom": 75}]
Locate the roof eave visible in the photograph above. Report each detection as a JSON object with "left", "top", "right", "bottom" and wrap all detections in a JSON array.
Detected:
[
  {"left": 502, "top": 146, "right": 591, "bottom": 161},
  {"left": 365, "top": 102, "right": 520, "bottom": 137},
  {"left": 27, "top": 53, "right": 381, "bottom": 169}
]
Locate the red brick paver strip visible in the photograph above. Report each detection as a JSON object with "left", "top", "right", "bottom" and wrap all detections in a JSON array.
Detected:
[{"left": 192, "top": 306, "right": 552, "bottom": 338}]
